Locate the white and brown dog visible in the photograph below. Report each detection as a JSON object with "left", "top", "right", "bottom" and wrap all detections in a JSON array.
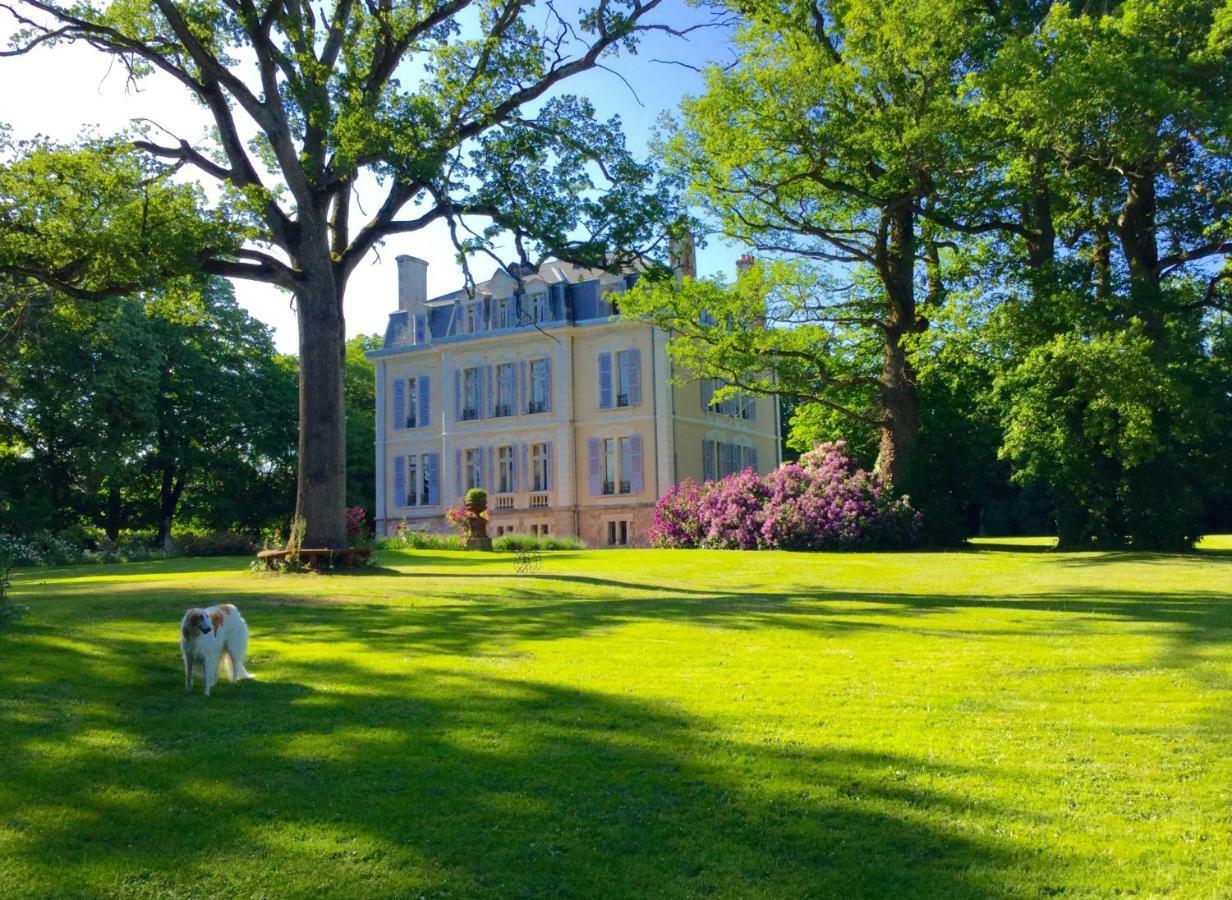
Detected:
[{"left": 180, "top": 603, "right": 252, "bottom": 696}]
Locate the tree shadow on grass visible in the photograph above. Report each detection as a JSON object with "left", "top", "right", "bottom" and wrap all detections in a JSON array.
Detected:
[{"left": 0, "top": 631, "right": 1039, "bottom": 898}]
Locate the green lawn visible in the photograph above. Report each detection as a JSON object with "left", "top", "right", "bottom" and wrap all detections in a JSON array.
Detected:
[{"left": 3, "top": 540, "right": 1232, "bottom": 898}]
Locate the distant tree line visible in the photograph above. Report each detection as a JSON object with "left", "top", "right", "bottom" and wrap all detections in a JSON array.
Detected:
[{"left": 0, "top": 277, "right": 377, "bottom": 546}]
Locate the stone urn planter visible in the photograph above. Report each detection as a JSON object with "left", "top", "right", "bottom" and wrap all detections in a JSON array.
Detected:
[{"left": 461, "top": 489, "right": 492, "bottom": 551}]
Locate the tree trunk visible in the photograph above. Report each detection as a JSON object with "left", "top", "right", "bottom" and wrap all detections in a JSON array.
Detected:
[
  {"left": 1116, "top": 169, "right": 1164, "bottom": 340},
  {"left": 294, "top": 246, "right": 349, "bottom": 549},
  {"left": 156, "top": 465, "right": 184, "bottom": 552},
  {"left": 1023, "top": 161, "right": 1055, "bottom": 270},
  {"left": 874, "top": 198, "right": 921, "bottom": 489},
  {"left": 105, "top": 480, "right": 122, "bottom": 542}
]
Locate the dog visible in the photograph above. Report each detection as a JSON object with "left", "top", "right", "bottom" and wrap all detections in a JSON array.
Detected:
[{"left": 180, "top": 603, "right": 252, "bottom": 696}]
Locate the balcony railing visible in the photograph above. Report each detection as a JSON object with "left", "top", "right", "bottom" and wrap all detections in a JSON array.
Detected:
[
  {"left": 528, "top": 494, "right": 550, "bottom": 509},
  {"left": 494, "top": 495, "right": 515, "bottom": 511}
]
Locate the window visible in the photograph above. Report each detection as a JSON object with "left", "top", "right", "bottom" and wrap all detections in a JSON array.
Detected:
[
  {"left": 703, "top": 440, "right": 757, "bottom": 481},
  {"left": 703, "top": 378, "right": 754, "bottom": 419},
  {"left": 531, "top": 523, "right": 551, "bottom": 537},
  {"left": 405, "top": 377, "right": 419, "bottom": 428},
  {"left": 599, "top": 348, "right": 639, "bottom": 409},
  {"left": 615, "top": 349, "right": 635, "bottom": 407},
  {"left": 602, "top": 437, "right": 632, "bottom": 495},
  {"left": 496, "top": 445, "right": 515, "bottom": 494},
  {"left": 461, "top": 367, "right": 480, "bottom": 420},
  {"left": 400, "top": 453, "right": 436, "bottom": 506},
  {"left": 607, "top": 520, "right": 629, "bottom": 546},
  {"left": 462, "top": 301, "right": 484, "bottom": 334},
  {"left": 494, "top": 295, "right": 514, "bottom": 329},
  {"left": 530, "top": 443, "right": 550, "bottom": 492},
  {"left": 465, "top": 447, "right": 483, "bottom": 491},
  {"left": 528, "top": 358, "right": 549, "bottom": 414},
  {"left": 533, "top": 292, "right": 550, "bottom": 322},
  {"left": 494, "top": 363, "right": 514, "bottom": 417}
]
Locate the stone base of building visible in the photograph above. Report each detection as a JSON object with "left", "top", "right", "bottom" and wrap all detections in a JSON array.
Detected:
[{"left": 575, "top": 503, "right": 657, "bottom": 549}]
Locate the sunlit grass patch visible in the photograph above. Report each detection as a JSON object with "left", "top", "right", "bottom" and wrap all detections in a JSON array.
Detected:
[{"left": 2, "top": 542, "right": 1231, "bottom": 897}]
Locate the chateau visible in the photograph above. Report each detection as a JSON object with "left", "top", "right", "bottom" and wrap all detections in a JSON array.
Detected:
[{"left": 369, "top": 251, "right": 781, "bottom": 546}]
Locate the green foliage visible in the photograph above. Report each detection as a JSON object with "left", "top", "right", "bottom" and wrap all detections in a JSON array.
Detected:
[
  {"left": 631, "top": 0, "right": 1232, "bottom": 546},
  {"left": 376, "top": 529, "right": 464, "bottom": 552},
  {"left": 0, "top": 279, "right": 296, "bottom": 539},
  {"left": 491, "top": 533, "right": 587, "bottom": 552},
  {"left": 0, "top": 140, "right": 238, "bottom": 298},
  {"left": 344, "top": 336, "right": 380, "bottom": 512},
  {"left": 997, "top": 325, "right": 1202, "bottom": 550},
  {"left": 464, "top": 488, "right": 488, "bottom": 510}
]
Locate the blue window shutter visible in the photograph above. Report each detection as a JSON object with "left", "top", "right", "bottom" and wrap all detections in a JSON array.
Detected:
[
  {"left": 418, "top": 376, "right": 431, "bottom": 428},
  {"left": 392, "top": 378, "right": 406, "bottom": 431},
  {"left": 394, "top": 455, "right": 406, "bottom": 507},
  {"left": 545, "top": 441, "right": 554, "bottom": 490},
  {"left": 629, "top": 434, "right": 644, "bottom": 494},
  {"left": 598, "top": 353, "right": 612, "bottom": 408},
  {"left": 587, "top": 437, "right": 602, "bottom": 496},
  {"left": 454, "top": 370, "right": 461, "bottom": 422},
  {"left": 521, "top": 443, "right": 530, "bottom": 491},
  {"left": 747, "top": 394, "right": 756, "bottom": 420},
  {"left": 703, "top": 440, "right": 714, "bottom": 481},
  {"left": 750, "top": 446, "right": 758, "bottom": 472},
  {"left": 485, "top": 365, "right": 494, "bottom": 418},
  {"left": 426, "top": 453, "right": 440, "bottom": 505},
  {"left": 455, "top": 448, "right": 462, "bottom": 496},
  {"left": 519, "top": 360, "right": 528, "bottom": 413},
  {"left": 700, "top": 379, "right": 713, "bottom": 411},
  {"left": 486, "top": 446, "right": 494, "bottom": 491},
  {"left": 627, "top": 347, "right": 642, "bottom": 406}
]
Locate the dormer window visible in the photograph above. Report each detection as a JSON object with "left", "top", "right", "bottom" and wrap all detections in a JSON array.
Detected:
[
  {"left": 494, "top": 295, "right": 514, "bottom": 329},
  {"left": 463, "top": 301, "right": 481, "bottom": 335},
  {"left": 533, "top": 292, "right": 550, "bottom": 323}
]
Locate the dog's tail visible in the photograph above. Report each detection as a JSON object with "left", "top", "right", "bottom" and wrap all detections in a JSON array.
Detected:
[{"left": 229, "top": 621, "right": 254, "bottom": 680}]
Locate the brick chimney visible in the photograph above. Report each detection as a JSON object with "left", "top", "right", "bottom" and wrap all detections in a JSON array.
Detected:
[{"left": 396, "top": 255, "right": 428, "bottom": 311}]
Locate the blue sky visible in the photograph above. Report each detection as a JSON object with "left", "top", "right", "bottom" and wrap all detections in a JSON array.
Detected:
[{"left": 0, "top": 2, "right": 739, "bottom": 352}]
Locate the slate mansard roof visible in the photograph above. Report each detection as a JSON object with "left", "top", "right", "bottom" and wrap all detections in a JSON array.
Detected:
[{"left": 378, "top": 259, "right": 641, "bottom": 354}]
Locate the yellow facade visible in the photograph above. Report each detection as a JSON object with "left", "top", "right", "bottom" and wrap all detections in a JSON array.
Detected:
[{"left": 371, "top": 258, "right": 781, "bottom": 546}]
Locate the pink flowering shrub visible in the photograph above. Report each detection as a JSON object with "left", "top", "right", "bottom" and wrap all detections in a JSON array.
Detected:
[{"left": 648, "top": 441, "right": 921, "bottom": 550}]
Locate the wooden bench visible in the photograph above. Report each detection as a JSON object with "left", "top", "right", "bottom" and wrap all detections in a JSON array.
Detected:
[{"left": 255, "top": 547, "right": 371, "bottom": 570}]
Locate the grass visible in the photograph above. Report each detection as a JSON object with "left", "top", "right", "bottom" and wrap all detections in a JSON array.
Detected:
[{"left": 3, "top": 541, "right": 1232, "bottom": 898}]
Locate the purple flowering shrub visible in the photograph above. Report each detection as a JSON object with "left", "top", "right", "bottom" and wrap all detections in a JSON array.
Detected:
[{"left": 648, "top": 441, "right": 921, "bottom": 550}]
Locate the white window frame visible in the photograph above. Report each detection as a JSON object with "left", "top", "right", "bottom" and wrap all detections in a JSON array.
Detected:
[
  {"left": 530, "top": 442, "right": 549, "bottom": 492},
  {"left": 405, "top": 376, "right": 418, "bottom": 428},
  {"left": 602, "top": 437, "right": 632, "bottom": 496},
  {"left": 528, "top": 358, "right": 549, "bottom": 414},
  {"left": 496, "top": 445, "right": 515, "bottom": 494},
  {"left": 405, "top": 453, "right": 432, "bottom": 506},
  {"left": 462, "top": 367, "right": 480, "bottom": 420},
  {"left": 464, "top": 448, "right": 483, "bottom": 491},
  {"left": 614, "top": 349, "right": 632, "bottom": 408},
  {"left": 494, "top": 363, "right": 514, "bottom": 417},
  {"left": 533, "top": 292, "right": 550, "bottom": 322}
]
